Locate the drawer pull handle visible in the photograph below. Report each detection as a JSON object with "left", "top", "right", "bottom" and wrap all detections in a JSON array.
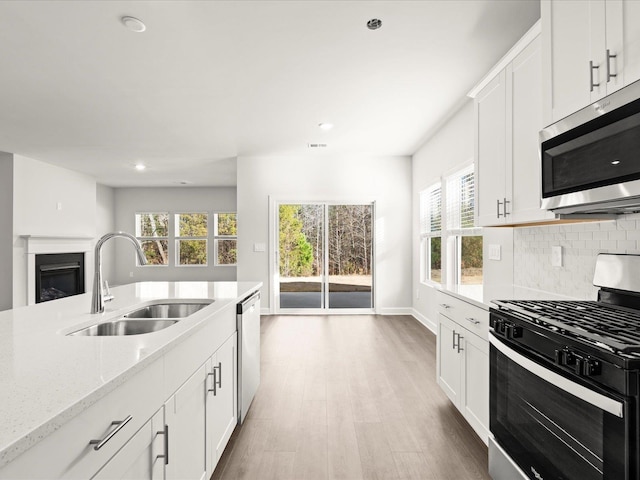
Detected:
[
  {"left": 208, "top": 371, "right": 217, "bottom": 396},
  {"left": 439, "top": 303, "right": 451, "bottom": 309},
  {"left": 215, "top": 361, "right": 222, "bottom": 388},
  {"left": 156, "top": 425, "right": 169, "bottom": 465},
  {"left": 465, "top": 317, "right": 480, "bottom": 325},
  {"left": 89, "top": 415, "right": 133, "bottom": 451}
]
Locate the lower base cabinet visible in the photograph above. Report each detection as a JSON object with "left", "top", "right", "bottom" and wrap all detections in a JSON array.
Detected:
[
  {"left": 92, "top": 409, "right": 166, "bottom": 480},
  {"left": 436, "top": 293, "right": 490, "bottom": 444}
]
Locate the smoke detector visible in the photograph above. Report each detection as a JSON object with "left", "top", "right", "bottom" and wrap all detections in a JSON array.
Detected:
[{"left": 121, "top": 16, "right": 146, "bottom": 33}]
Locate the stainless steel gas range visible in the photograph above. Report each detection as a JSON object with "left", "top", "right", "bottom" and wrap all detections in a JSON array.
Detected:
[{"left": 489, "top": 253, "right": 640, "bottom": 480}]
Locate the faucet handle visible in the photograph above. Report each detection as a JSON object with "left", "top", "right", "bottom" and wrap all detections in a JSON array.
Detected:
[{"left": 103, "top": 280, "right": 114, "bottom": 303}]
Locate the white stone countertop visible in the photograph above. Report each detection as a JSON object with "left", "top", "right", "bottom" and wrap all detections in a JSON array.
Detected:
[
  {"left": 0, "top": 281, "right": 261, "bottom": 469},
  {"left": 438, "top": 283, "right": 580, "bottom": 310}
]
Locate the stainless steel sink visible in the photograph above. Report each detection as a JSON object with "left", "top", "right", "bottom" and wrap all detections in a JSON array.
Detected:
[
  {"left": 67, "top": 300, "right": 213, "bottom": 336},
  {"left": 124, "top": 301, "right": 212, "bottom": 319},
  {"left": 69, "top": 319, "right": 179, "bottom": 336}
]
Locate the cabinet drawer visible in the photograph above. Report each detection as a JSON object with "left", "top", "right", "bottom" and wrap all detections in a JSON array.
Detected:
[
  {"left": 0, "top": 359, "right": 164, "bottom": 480},
  {"left": 438, "top": 292, "right": 489, "bottom": 340}
]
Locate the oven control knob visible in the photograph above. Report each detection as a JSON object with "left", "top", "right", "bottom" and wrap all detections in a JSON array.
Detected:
[
  {"left": 555, "top": 349, "right": 576, "bottom": 366},
  {"left": 575, "top": 357, "right": 601, "bottom": 377}
]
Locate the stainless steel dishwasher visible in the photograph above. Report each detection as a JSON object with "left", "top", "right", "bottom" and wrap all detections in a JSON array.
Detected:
[{"left": 237, "top": 290, "right": 261, "bottom": 424}]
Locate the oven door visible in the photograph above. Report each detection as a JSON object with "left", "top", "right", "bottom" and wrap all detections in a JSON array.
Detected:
[{"left": 490, "top": 333, "right": 631, "bottom": 480}]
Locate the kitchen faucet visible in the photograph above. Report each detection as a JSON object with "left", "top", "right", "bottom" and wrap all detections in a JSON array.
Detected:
[{"left": 91, "top": 232, "right": 148, "bottom": 314}]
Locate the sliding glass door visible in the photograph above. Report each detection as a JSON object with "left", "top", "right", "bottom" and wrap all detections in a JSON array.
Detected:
[{"left": 276, "top": 202, "right": 373, "bottom": 312}]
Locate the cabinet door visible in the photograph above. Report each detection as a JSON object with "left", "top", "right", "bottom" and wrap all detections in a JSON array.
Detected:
[
  {"left": 92, "top": 408, "right": 165, "bottom": 480},
  {"left": 461, "top": 331, "right": 490, "bottom": 445},
  {"left": 165, "top": 364, "right": 207, "bottom": 480},
  {"left": 476, "top": 71, "right": 507, "bottom": 227},
  {"left": 509, "top": 35, "right": 555, "bottom": 224},
  {"left": 437, "top": 314, "right": 462, "bottom": 406},
  {"left": 206, "top": 333, "right": 238, "bottom": 476},
  {"left": 618, "top": 0, "right": 640, "bottom": 89},
  {"left": 543, "top": 0, "right": 602, "bottom": 123}
]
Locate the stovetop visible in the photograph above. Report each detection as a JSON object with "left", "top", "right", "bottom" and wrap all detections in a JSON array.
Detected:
[{"left": 492, "top": 299, "right": 640, "bottom": 356}]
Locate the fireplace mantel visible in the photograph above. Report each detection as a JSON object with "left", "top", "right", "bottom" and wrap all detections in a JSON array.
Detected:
[{"left": 21, "top": 235, "right": 94, "bottom": 255}]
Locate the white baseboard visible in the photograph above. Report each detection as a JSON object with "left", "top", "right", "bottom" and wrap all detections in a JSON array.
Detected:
[
  {"left": 377, "top": 307, "right": 413, "bottom": 316},
  {"left": 411, "top": 308, "right": 437, "bottom": 334}
]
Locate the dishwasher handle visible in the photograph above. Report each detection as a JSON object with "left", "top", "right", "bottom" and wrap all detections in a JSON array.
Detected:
[{"left": 237, "top": 291, "right": 261, "bottom": 314}]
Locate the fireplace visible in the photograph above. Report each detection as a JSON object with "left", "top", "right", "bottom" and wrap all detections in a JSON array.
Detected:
[{"left": 35, "top": 253, "right": 85, "bottom": 303}]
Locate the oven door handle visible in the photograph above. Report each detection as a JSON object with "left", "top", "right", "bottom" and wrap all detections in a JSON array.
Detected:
[{"left": 489, "top": 333, "right": 624, "bottom": 418}]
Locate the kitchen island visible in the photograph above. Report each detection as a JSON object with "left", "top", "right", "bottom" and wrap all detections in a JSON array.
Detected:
[{"left": 0, "top": 281, "right": 261, "bottom": 479}]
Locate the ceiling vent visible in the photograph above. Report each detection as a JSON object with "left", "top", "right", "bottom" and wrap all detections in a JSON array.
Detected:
[
  {"left": 366, "top": 18, "right": 382, "bottom": 30},
  {"left": 307, "top": 143, "right": 328, "bottom": 148}
]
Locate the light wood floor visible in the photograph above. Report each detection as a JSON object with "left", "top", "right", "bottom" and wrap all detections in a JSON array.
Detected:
[{"left": 212, "top": 315, "right": 490, "bottom": 480}]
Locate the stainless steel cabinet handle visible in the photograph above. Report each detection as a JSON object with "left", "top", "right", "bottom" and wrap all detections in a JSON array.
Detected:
[
  {"left": 606, "top": 49, "right": 617, "bottom": 82},
  {"left": 452, "top": 330, "right": 457, "bottom": 349},
  {"left": 439, "top": 303, "right": 451, "bottom": 309},
  {"left": 452, "top": 331, "right": 464, "bottom": 353},
  {"left": 465, "top": 317, "right": 480, "bottom": 325},
  {"left": 208, "top": 370, "right": 217, "bottom": 396},
  {"left": 590, "top": 60, "right": 600, "bottom": 92},
  {"left": 503, "top": 198, "right": 510, "bottom": 217},
  {"left": 89, "top": 415, "right": 133, "bottom": 450},
  {"left": 496, "top": 199, "right": 503, "bottom": 218},
  {"left": 457, "top": 334, "right": 464, "bottom": 353},
  {"left": 156, "top": 425, "right": 169, "bottom": 465},
  {"left": 215, "top": 361, "right": 222, "bottom": 388}
]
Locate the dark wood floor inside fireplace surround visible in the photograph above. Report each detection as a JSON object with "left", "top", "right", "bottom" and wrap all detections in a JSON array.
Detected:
[{"left": 213, "top": 314, "right": 489, "bottom": 480}]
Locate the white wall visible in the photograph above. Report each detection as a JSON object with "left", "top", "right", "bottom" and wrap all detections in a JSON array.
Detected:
[
  {"left": 112, "top": 187, "right": 237, "bottom": 286},
  {"left": 12, "top": 155, "right": 97, "bottom": 307},
  {"left": 236, "top": 155, "right": 412, "bottom": 313},
  {"left": 0, "top": 153, "right": 13, "bottom": 311},
  {"left": 96, "top": 184, "right": 116, "bottom": 283},
  {"left": 411, "top": 101, "right": 476, "bottom": 330}
]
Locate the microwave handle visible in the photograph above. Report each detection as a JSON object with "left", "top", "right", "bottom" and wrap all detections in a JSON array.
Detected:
[{"left": 489, "top": 333, "right": 623, "bottom": 418}]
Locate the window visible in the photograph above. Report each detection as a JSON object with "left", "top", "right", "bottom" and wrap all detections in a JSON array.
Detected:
[
  {"left": 446, "top": 165, "right": 482, "bottom": 285},
  {"left": 135, "top": 213, "right": 169, "bottom": 265},
  {"left": 214, "top": 213, "right": 237, "bottom": 265},
  {"left": 419, "top": 183, "right": 442, "bottom": 284},
  {"left": 176, "top": 213, "right": 208, "bottom": 265}
]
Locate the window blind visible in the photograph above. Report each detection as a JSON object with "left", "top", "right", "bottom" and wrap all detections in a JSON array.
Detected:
[
  {"left": 446, "top": 165, "right": 479, "bottom": 234},
  {"left": 419, "top": 183, "right": 442, "bottom": 236}
]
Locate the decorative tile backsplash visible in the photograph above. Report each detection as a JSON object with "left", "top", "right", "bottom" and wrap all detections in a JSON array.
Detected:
[{"left": 514, "top": 217, "right": 640, "bottom": 300}]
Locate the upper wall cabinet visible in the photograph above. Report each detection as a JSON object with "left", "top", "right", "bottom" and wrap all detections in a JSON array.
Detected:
[
  {"left": 471, "top": 22, "right": 554, "bottom": 227},
  {"left": 542, "top": 0, "right": 640, "bottom": 125}
]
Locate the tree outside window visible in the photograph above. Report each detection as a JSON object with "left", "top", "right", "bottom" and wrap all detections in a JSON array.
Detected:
[
  {"left": 215, "top": 213, "right": 237, "bottom": 265},
  {"left": 176, "top": 213, "right": 208, "bottom": 266},
  {"left": 135, "top": 213, "right": 169, "bottom": 265}
]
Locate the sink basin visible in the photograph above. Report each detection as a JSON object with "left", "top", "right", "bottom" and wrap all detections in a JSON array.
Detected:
[
  {"left": 69, "top": 319, "right": 179, "bottom": 336},
  {"left": 67, "top": 300, "right": 213, "bottom": 336},
  {"left": 124, "top": 301, "right": 212, "bottom": 319}
]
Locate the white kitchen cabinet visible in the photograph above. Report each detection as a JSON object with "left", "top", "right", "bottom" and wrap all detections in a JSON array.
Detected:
[
  {"left": 474, "top": 26, "right": 554, "bottom": 227},
  {"left": 436, "top": 292, "right": 490, "bottom": 444},
  {"left": 165, "top": 363, "right": 208, "bottom": 480},
  {"left": 92, "top": 408, "right": 166, "bottom": 480},
  {"left": 206, "top": 332, "right": 238, "bottom": 477},
  {"left": 542, "top": 0, "right": 640, "bottom": 124}
]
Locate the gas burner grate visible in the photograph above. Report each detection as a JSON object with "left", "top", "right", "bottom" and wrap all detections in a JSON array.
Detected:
[{"left": 492, "top": 300, "right": 640, "bottom": 353}]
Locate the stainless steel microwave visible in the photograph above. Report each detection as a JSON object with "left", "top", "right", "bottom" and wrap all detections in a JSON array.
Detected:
[{"left": 540, "top": 80, "right": 640, "bottom": 215}]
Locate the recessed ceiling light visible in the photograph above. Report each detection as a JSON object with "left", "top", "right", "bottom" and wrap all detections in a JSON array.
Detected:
[
  {"left": 318, "top": 123, "right": 334, "bottom": 131},
  {"left": 134, "top": 163, "right": 146, "bottom": 171},
  {"left": 121, "top": 16, "right": 146, "bottom": 33},
  {"left": 366, "top": 18, "right": 382, "bottom": 30}
]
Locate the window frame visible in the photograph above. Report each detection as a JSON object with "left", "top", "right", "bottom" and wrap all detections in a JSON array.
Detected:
[
  {"left": 213, "top": 212, "right": 238, "bottom": 266},
  {"left": 175, "top": 212, "right": 209, "bottom": 267},
  {"left": 444, "top": 163, "right": 482, "bottom": 286},
  {"left": 135, "top": 212, "right": 170, "bottom": 267},
  {"left": 419, "top": 183, "right": 442, "bottom": 285}
]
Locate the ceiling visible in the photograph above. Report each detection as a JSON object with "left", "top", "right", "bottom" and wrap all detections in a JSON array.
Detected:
[{"left": 0, "top": 0, "right": 540, "bottom": 187}]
